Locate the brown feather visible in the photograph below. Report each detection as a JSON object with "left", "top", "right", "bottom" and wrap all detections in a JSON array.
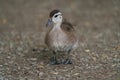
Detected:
[
  {"left": 45, "top": 20, "right": 78, "bottom": 51},
  {"left": 61, "top": 21, "right": 74, "bottom": 32},
  {"left": 49, "top": 9, "right": 60, "bottom": 18}
]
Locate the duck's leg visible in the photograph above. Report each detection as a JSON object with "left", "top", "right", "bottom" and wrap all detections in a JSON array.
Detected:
[
  {"left": 50, "top": 51, "right": 59, "bottom": 65},
  {"left": 61, "top": 50, "right": 72, "bottom": 64}
]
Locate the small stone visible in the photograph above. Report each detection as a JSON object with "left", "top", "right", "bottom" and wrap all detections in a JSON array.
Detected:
[
  {"left": 39, "top": 72, "right": 44, "bottom": 76},
  {"left": 24, "top": 66, "right": 30, "bottom": 70},
  {"left": 85, "top": 49, "right": 90, "bottom": 52},
  {"left": 2, "top": 18, "right": 7, "bottom": 24},
  {"left": 17, "top": 66, "right": 21, "bottom": 70},
  {"left": 92, "top": 57, "right": 97, "bottom": 61},
  {"left": 38, "top": 65, "right": 44, "bottom": 69},
  {"left": 0, "top": 41, "right": 4, "bottom": 46},
  {"left": 84, "top": 21, "right": 91, "bottom": 27},
  {"left": 17, "top": 52, "right": 24, "bottom": 57},
  {"left": 51, "top": 71, "right": 59, "bottom": 75},
  {"left": 74, "top": 73, "right": 79, "bottom": 76},
  {"left": 112, "top": 64, "right": 116, "bottom": 67},
  {"left": 4, "top": 63, "right": 8, "bottom": 66},
  {"left": 17, "top": 47, "right": 23, "bottom": 51},
  {"left": 0, "top": 75, "right": 4, "bottom": 80},
  {"left": 29, "top": 58, "right": 37, "bottom": 61},
  {"left": 7, "top": 56, "right": 11, "bottom": 59},
  {"left": 101, "top": 54, "right": 108, "bottom": 59},
  {"left": 0, "top": 65, "right": 3, "bottom": 67},
  {"left": 65, "top": 74, "right": 71, "bottom": 77}
]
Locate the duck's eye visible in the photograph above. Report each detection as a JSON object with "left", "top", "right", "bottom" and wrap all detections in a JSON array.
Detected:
[{"left": 54, "top": 15, "right": 58, "bottom": 18}]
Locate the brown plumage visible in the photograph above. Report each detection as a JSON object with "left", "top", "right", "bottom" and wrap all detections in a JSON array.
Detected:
[
  {"left": 45, "top": 9, "right": 78, "bottom": 64},
  {"left": 49, "top": 9, "right": 60, "bottom": 18},
  {"left": 45, "top": 22, "right": 78, "bottom": 51}
]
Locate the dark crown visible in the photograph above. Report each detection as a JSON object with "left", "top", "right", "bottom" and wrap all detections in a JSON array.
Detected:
[{"left": 49, "top": 9, "right": 60, "bottom": 18}]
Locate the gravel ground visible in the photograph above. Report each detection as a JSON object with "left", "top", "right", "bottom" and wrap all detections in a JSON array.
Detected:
[{"left": 0, "top": 0, "right": 120, "bottom": 80}]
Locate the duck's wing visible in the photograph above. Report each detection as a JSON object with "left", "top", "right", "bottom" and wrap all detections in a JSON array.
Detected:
[{"left": 61, "top": 21, "right": 75, "bottom": 32}]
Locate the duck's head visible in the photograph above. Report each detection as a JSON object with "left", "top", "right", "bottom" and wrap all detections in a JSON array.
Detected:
[{"left": 46, "top": 9, "right": 63, "bottom": 27}]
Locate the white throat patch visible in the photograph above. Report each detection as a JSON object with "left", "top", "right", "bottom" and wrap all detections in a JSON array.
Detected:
[{"left": 52, "top": 12, "right": 63, "bottom": 24}]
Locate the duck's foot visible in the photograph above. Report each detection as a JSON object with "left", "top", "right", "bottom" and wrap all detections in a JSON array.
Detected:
[
  {"left": 50, "top": 58, "right": 60, "bottom": 65},
  {"left": 61, "top": 59, "right": 72, "bottom": 64},
  {"left": 50, "top": 60, "right": 59, "bottom": 65}
]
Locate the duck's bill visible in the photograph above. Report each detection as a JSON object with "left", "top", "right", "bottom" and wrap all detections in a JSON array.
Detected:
[{"left": 46, "top": 19, "right": 52, "bottom": 27}]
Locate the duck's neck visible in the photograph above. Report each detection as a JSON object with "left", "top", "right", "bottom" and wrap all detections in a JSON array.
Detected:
[{"left": 53, "top": 22, "right": 62, "bottom": 30}]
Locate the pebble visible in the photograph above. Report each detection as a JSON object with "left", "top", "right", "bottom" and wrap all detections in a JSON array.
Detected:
[
  {"left": 0, "top": 75, "right": 4, "bottom": 80},
  {"left": 4, "top": 63, "right": 8, "bottom": 66},
  {"left": 17, "top": 47, "right": 23, "bottom": 51},
  {"left": 38, "top": 65, "right": 44, "bottom": 69},
  {"left": 29, "top": 58, "right": 37, "bottom": 61},
  {"left": 0, "top": 41, "right": 5, "bottom": 46},
  {"left": 74, "top": 73, "right": 79, "bottom": 76},
  {"left": 0, "top": 65, "right": 3, "bottom": 67},
  {"left": 7, "top": 56, "right": 11, "bottom": 59},
  {"left": 51, "top": 71, "right": 59, "bottom": 75},
  {"left": 39, "top": 72, "right": 44, "bottom": 77},
  {"left": 85, "top": 49, "right": 90, "bottom": 53}
]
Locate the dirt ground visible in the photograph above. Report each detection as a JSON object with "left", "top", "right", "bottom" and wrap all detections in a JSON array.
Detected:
[{"left": 0, "top": 0, "right": 120, "bottom": 80}]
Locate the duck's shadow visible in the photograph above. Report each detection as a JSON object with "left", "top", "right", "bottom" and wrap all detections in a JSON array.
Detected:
[
  {"left": 23, "top": 46, "right": 52, "bottom": 64},
  {"left": 25, "top": 46, "right": 73, "bottom": 65}
]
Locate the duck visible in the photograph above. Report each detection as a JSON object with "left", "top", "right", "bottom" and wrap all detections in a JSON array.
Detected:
[{"left": 45, "top": 9, "right": 78, "bottom": 65}]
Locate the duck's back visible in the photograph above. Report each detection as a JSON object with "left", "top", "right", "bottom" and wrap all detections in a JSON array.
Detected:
[{"left": 61, "top": 22, "right": 78, "bottom": 50}]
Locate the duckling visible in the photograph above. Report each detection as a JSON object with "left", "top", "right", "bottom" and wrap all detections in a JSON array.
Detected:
[{"left": 45, "top": 9, "right": 78, "bottom": 65}]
